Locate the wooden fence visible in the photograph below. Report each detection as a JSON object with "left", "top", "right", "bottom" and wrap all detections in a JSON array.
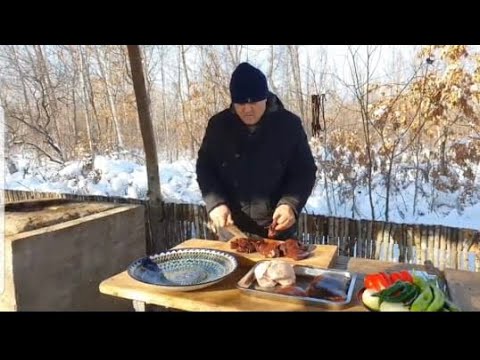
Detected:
[{"left": 4, "top": 189, "right": 479, "bottom": 272}]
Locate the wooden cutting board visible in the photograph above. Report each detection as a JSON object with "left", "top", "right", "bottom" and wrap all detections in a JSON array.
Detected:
[{"left": 173, "top": 239, "right": 338, "bottom": 269}]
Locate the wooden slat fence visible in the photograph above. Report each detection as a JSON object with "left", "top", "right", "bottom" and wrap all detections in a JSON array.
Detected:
[{"left": 4, "top": 189, "right": 479, "bottom": 272}]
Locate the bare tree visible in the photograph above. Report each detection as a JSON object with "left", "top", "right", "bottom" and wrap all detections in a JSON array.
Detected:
[
  {"left": 127, "top": 45, "right": 166, "bottom": 253},
  {"left": 267, "top": 45, "right": 280, "bottom": 95},
  {"left": 32, "top": 45, "right": 62, "bottom": 144},
  {"left": 288, "top": 45, "right": 306, "bottom": 122},
  {"left": 158, "top": 46, "right": 171, "bottom": 161},
  {"left": 347, "top": 45, "right": 379, "bottom": 220},
  {"left": 225, "top": 45, "right": 244, "bottom": 68},
  {"left": 76, "top": 45, "right": 96, "bottom": 155},
  {"left": 177, "top": 45, "right": 198, "bottom": 158},
  {"left": 94, "top": 45, "right": 124, "bottom": 149}
]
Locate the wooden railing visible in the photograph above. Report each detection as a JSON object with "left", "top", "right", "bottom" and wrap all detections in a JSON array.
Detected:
[{"left": 4, "top": 189, "right": 479, "bottom": 272}]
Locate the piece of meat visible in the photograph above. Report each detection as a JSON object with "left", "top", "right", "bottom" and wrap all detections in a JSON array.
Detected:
[
  {"left": 254, "top": 261, "right": 277, "bottom": 288},
  {"left": 255, "top": 260, "right": 296, "bottom": 288},
  {"left": 306, "top": 275, "right": 349, "bottom": 301},
  {"left": 275, "top": 285, "right": 308, "bottom": 297},
  {"left": 287, "top": 250, "right": 311, "bottom": 261},
  {"left": 230, "top": 238, "right": 310, "bottom": 260},
  {"left": 267, "top": 220, "right": 278, "bottom": 239},
  {"left": 230, "top": 238, "right": 263, "bottom": 253},
  {"left": 255, "top": 241, "right": 281, "bottom": 258},
  {"left": 279, "top": 239, "right": 312, "bottom": 260}
]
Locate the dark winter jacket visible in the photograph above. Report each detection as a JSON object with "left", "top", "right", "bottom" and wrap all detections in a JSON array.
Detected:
[{"left": 196, "top": 93, "right": 317, "bottom": 239}]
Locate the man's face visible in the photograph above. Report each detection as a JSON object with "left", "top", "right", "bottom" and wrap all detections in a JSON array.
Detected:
[{"left": 233, "top": 99, "right": 267, "bottom": 125}]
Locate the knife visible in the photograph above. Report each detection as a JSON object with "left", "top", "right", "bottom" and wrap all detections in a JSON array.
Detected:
[
  {"left": 217, "top": 224, "right": 249, "bottom": 242},
  {"left": 218, "top": 224, "right": 268, "bottom": 242}
]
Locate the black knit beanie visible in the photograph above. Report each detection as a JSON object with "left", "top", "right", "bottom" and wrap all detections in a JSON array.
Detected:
[{"left": 229, "top": 62, "right": 269, "bottom": 104}]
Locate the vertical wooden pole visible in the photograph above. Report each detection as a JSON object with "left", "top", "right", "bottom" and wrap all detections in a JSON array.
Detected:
[{"left": 127, "top": 45, "right": 166, "bottom": 253}]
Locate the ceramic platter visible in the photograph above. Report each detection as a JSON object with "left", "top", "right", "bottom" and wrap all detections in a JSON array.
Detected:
[{"left": 127, "top": 248, "right": 238, "bottom": 291}]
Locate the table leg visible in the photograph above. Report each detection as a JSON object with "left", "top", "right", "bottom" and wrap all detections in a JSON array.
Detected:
[
  {"left": 132, "top": 300, "right": 184, "bottom": 312},
  {"left": 132, "top": 300, "right": 146, "bottom": 312}
]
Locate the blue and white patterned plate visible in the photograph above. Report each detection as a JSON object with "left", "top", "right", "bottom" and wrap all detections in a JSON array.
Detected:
[{"left": 127, "top": 248, "right": 238, "bottom": 291}]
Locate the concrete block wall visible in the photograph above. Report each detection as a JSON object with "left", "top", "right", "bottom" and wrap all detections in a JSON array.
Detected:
[{"left": 1, "top": 204, "right": 146, "bottom": 311}]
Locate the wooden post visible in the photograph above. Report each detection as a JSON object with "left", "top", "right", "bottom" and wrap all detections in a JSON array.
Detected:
[
  {"left": 355, "top": 220, "right": 360, "bottom": 258},
  {"left": 324, "top": 216, "right": 329, "bottom": 244},
  {"left": 420, "top": 226, "right": 428, "bottom": 265},
  {"left": 434, "top": 226, "right": 440, "bottom": 268},
  {"left": 348, "top": 218, "right": 356, "bottom": 257},
  {"left": 439, "top": 226, "right": 447, "bottom": 270},
  {"left": 328, "top": 216, "right": 334, "bottom": 245},
  {"left": 413, "top": 225, "right": 421, "bottom": 264},
  {"left": 127, "top": 45, "right": 166, "bottom": 254},
  {"left": 427, "top": 226, "right": 435, "bottom": 266},
  {"left": 361, "top": 220, "right": 368, "bottom": 258},
  {"left": 311, "top": 94, "right": 322, "bottom": 137},
  {"left": 367, "top": 221, "right": 373, "bottom": 259}
]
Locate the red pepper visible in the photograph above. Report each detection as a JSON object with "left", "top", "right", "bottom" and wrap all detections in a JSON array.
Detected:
[
  {"left": 378, "top": 272, "right": 392, "bottom": 288},
  {"left": 399, "top": 270, "right": 413, "bottom": 283},
  {"left": 364, "top": 273, "right": 391, "bottom": 291},
  {"left": 364, "top": 274, "right": 382, "bottom": 291},
  {"left": 390, "top": 272, "right": 403, "bottom": 283}
]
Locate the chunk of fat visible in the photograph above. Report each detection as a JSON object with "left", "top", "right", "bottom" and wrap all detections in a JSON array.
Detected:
[{"left": 254, "top": 260, "right": 296, "bottom": 288}]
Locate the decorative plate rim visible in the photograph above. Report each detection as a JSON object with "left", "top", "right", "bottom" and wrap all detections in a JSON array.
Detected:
[{"left": 127, "top": 247, "right": 239, "bottom": 288}]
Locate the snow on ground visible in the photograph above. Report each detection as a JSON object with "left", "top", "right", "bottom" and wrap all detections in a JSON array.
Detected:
[{"left": 4, "top": 154, "right": 480, "bottom": 231}]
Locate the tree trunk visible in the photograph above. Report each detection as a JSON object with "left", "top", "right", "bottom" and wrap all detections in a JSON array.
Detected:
[
  {"left": 348, "top": 45, "right": 376, "bottom": 221},
  {"left": 94, "top": 46, "right": 124, "bottom": 150},
  {"left": 226, "top": 45, "right": 243, "bottom": 68},
  {"left": 80, "top": 46, "right": 102, "bottom": 146},
  {"left": 11, "top": 46, "right": 35, "bottom": 124},
  {"left": 72, "top": 88, "right": 79, "bottom": 140},
  {"left": 160, "top": 48, "right": 170, "bottom": 162},
  {"left": 268, "top": 45, "right": 280, "bottom": 95},
  {"left": 33, "top": 45, "right": 61, "bottom": 146},
  {"left": 178, "top": 45, "right": 196, "bottom": 158},
  {"left": 439, "top": 127, "right": 448, "bottom": 175},
  {"left": 385, "top": 152, "right": 396, "bottom": 222},
  {"left": 413, "top": 138, "right": 421, "bottom": 216},
  {"left": 78, "top": 45, "right": 95, "bottom": 155},
  {"left": 127, "top": 45, "right": 166, "bottom": 254},
  {"left": 288, "top": 45, "right": 305, "bottom": 121}
]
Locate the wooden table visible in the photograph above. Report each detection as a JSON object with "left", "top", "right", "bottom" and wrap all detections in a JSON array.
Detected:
[{"left": 99, "top": 239, "right": 480, "bottom": 311}]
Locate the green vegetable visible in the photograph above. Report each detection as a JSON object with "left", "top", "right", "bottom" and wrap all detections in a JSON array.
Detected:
[
  {"left": 443, "top": 298, "right": 461, "bottom": 312},
  {"left": 412, "top": 274, "right": 428, "bottom": 292},
  {"left": 405, "top": 287, "right": 420, "bottom": 306},
  {"left": 383, "top": 283, "right": 418, "bottom": 303},
  {"left": 410, "top": 285, "right": 433, "bottom": 311},
  {"left": 374, "top": 281, "right": 406, "bottom": 305},
  {"left": 426, "top": 285, "right": 445, "bottom": 312}
]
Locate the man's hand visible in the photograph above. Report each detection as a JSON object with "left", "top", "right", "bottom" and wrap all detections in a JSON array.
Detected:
[
  {"left": 209, "top": 204, "right": 234, "bottom": 230},
  {"left": 272, "top": 204, "right": 296, "bottom": 231}
]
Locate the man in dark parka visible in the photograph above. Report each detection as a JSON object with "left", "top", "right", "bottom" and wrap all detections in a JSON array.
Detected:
[{"left": 196, "top": 62, "right": 317, "bottom": 240}]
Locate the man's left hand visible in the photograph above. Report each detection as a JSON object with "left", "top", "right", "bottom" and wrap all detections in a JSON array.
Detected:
[{"left": 272, "top": 204, "right": 296, "bottom": 231}]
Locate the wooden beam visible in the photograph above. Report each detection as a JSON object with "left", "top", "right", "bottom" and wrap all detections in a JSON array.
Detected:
[{"left": 127, "top": 45, "right": 166, "bottom": 253}]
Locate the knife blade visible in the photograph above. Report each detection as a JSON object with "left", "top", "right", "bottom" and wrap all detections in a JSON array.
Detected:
[
  {"left": 217, "top": 224, "right": 267, "bottom": 242},
  {"left": 217, "top": 224, "right": 249, "bottom": 242}
]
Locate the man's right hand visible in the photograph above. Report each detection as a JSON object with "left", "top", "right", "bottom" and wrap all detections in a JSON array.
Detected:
[{"left": 209, "top": 204, "right": 234, "bottom": 230}]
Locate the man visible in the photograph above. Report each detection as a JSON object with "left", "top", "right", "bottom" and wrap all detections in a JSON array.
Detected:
[{"left": 196, "top": 62, "right": 317, "bottom": 240}]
